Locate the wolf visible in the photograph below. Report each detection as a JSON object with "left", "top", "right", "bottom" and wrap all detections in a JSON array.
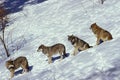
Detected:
[
  {"left": 37, "top": 43, "right": 67, "bottom": 64},
  {"left": 68, "top": 35, "right": 92, "bottom": 55},
  {"left": 5, "top": 56, "right": 29, "bottom": 79},
  {"left": 90, "top": 23, "right": 113, "bottom": 45}
]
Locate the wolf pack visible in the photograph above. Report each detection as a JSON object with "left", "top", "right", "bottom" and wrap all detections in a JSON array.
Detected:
[{"left": 5, "top": 23, "right": 113, "bottom": 79}]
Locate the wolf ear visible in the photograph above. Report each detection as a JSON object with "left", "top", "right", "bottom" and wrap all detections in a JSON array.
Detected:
[
  {"left": 41, "top": 44, "right": 45, "bottom": 48},
  {"left": 92, "top": 22, "right": 96, "bottom": 25},
  {"left": 41, "top": 44, "right": 44, "bottom": 46},
  {"left": 94, "top": 23, "right": 97, "bottom": 25},
  {"left": 72, "top": 34, "right": 74, "bottom": 36}
]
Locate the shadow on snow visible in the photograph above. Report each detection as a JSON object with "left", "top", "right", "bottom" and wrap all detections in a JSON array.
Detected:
[
  {"left": 46, "top": 53, "right": 70, "bottom": 63},
  {"left": 14, "top": 65, "right": 33, "bottom": 76},
  {"left": 1, "top": 0, "right": 47, "bottom": 15}
]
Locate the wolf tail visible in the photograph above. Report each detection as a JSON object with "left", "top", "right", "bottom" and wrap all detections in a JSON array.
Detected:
[
  {"left": 63, "top": 46, "right": 67, "bottom": 57},
  {"left": 90, "top": 46, "right": 93, "bottom": 48}
]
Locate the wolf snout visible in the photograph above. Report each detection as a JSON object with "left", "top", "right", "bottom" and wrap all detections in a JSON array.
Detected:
[
  {"left": 37, "top": 49, "right": 39, "bottom": 52},
  {"left": 37, "top": 49, "right": 42, "bottom": 52}
]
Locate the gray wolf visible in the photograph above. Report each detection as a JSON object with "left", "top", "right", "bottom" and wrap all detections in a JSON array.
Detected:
[
  {"left": 6, "top": 56, "right": 29, "bottom": 79},
  {"left": 68, "top": 34, "right": 92, "bottom": 55},
  {"left": 37, "top": 43, "right": 67, "bottom": 64},
  {"left": 90, "top": 23, "right": 113, "bottom": 45}
]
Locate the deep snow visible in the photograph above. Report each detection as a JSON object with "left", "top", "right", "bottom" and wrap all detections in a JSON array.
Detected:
[{"left": 0, "top": 0, "right": 120, "bottom": 80}]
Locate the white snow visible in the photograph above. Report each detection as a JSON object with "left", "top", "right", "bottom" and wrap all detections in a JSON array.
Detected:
[{"left": 0, "top": 0, "right": 120, "bottom": 80}]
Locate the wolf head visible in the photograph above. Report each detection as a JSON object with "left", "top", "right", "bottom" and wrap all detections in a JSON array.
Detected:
[
  {"left": 90, "top": 23, "right": 98, "bottom": 29},
  {"left": 37, "top": 44, "right": 45, "bottom": 52},
  {"left": 68, "top": 35, "right": 78, "bottom": 45},
  {"left": 6, "top": 60, "right": 14, "bottom": 71}
]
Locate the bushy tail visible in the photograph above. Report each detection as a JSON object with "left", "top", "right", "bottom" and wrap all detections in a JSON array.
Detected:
[
  {"left": 25, "top": 58, "right": 29, "bottom": 72},
  {"left": 90, "top": 46, "right": 93, "bottom": 48},
  {"left": 63, "top": 46, "right": 67, "bottom": 57}
]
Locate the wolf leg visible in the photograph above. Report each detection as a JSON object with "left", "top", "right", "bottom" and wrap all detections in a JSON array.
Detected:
[
  {"left": 48, "top": 56, "right": 52, "bottom": 64},
  {"left": 96, "top": 38, "right": 100, "bottom": 45},
  {"left": 21, "top": 65, "right": 27, "bottom": 73},
  {"left": 10, "top": 70, "right": 14, "bottom": 78},
  {"left": 60, "top": 53, "right": 63, "bottom": 61},
  {"left": 72, "top": 48, "right": 78, "bottom": 56}
]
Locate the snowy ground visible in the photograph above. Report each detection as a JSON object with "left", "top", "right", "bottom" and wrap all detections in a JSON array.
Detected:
[{"left": 0, "top": 0, "right": 120, "bottom": 80}]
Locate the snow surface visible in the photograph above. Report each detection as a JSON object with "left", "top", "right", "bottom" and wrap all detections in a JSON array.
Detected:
[{"left": 0, "top": 0, "right": 120, "bottom": 80}]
